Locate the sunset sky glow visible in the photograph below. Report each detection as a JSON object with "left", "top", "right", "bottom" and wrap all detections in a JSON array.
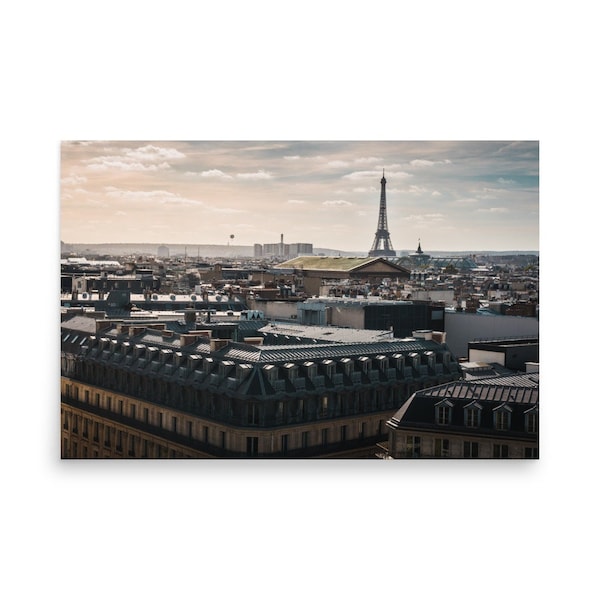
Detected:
[{"left": 61, "top": 140, "right": 539, "bottom": 253}]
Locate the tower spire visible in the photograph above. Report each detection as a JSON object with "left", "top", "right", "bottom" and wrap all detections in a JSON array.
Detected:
[{"left": 368, "top": 170, "right": 396, "bottom": 257}]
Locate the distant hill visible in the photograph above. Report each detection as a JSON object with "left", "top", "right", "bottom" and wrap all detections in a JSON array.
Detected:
[{"left": 62, "top": 242, "right": 538, "bottom": 259}]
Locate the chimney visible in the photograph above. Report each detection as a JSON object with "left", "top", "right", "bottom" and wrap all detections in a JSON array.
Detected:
[
  {"left": 128, "top": 326, "right": 146, "bottom": 337},
  {"left": 210, "top": 339, "right": 229, "bottom": 352},
  {"left": 432, "top": 331, "right": 447, "bottom": 344},
  {"left": 180, "top": 334, "right": 198, "bottom": 346},
  {"left": 95, "top": 320, "right": 112, "bottom": 333}
]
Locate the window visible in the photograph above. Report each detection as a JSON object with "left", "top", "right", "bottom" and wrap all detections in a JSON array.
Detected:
[
  {"left": 276, "top": 401, "right": 287, "bottom": 423},
  {"left": 93, "top": 422, "right": 99, "bottom": 442},
  {"left": 406, "top": 435, "right": 421, "bottom": 457},
  {"left": 321, "top": 428, "right": 329, "bottom": 446},
  {"left": 435, "top": 400, "right": 453, "bottom": 425},
  {"left": 82, "top": 419, "right": 89, "bottom": 439},
  {"left": 221, "top": 431, "right": 226, "bottom": 448},
  {"left": 493, "top": 444, "right": 509, "bottom": 458},
  {"left": 116, "top": 431, "right": 123, "bottom": 451},
  {"left": 298, "top": 398, "right": 306, "bottom": 419},
  {"left": 320, "top": 395, "right": 328, "bottom": 417},
  {"left": 281, "top": 434, "right": 288, "bottom": 455},
  {"left": 494, "top": 405, "right": 512, "bottom": 430},
  {"left": 104, "top": 427, "right": 111, "bottom": 448},
  {"left": 463, "top": 441, "right": 479, "bottom": 458},
  {"left": 434, "top": 438, "right": 450, "bottom": 457},
  {"left": 84, "top": 390, "right": 90, "bottom": 403},
  {"left": 106, "top": 396, "right": 112, "bottom": 411},
  {"left": 247, "top": 403, "right": 259, "bottom": 425},
  {"left": 119, "top": 400, "right": 124, "bottom": 414},
  {"left": 301, "top": 431, "right": 309, "bottom": 449},
  {"left": 524, "top": 447, "right": 539, "bottom": 459},
  {"left": 187, "top": 421, "right": 193, "bottom": 438},
  {"left": 63, "top": 411, "right": 69, "bottom": 430},
  {"left": 130, "top": 404, "right": 136, "bottom": 420},
  {"left": 525, "top": 408, "right": 538, "bottom": 434},
  {"left": 128, "top": 435, "right": 136, "bottom": 457},
  {"left": 359, "top": 422, "right": 366, "bottom": 439},
  {"left": 203, "top": 426, "right": 209, "bottom": 443},
  {"left": 172, "top": 416, "right": 178, "bottom": 433},
  {"left": 144, "top": 408, "right": 149, "bottom": 423},
  {"left": 464, "top": 402, "right": 482, "bottom": 428},
  {"left": 246, "top": 436, "right": 258, "bottom": 456},
  {"left": 341, "top": 425, "right": 347, "bottom": 442}
]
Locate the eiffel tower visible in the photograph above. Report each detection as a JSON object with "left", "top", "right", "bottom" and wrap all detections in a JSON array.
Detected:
[{"left": 368, "top": 169, "right": 396, "bottom": 257}]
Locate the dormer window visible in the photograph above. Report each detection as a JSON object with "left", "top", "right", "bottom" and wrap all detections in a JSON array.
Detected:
[
  {"left": 524, "top": 406, "right": 538, "bottom": 434},
  {"left": 321, "top": 359, "right": 334, "bottom": 378},
  {"left": 435, "top": 399, "right": 454, "bottom": 425},
  {"left": 340, "top": 358, "right": 353, "bottom": 375},
  {"left": 493, "top": 404, "right": 512, "bottom": 430},
  {"left": 358, "top": 356, "right": 371, "bottom": 373},
  {"left": 464, "top": 401, "right": 482, "bottom": 428},
  {"left": 263, "top": 364, "right": 278, "bottom": 383},
  {"left": 375, "top": 355, "right": 388, "bottom": 371},
  {"left": 236, "top": 364, "right": 252, "bottom": 382},
  {"left": 303, "top": 361, "right": 317, "bottom": 379},
  {"left": 282, "top": 363, "right": 298, "bottom": 381}
]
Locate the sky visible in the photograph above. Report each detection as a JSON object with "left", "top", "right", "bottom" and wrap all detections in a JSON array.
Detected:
[{"left": 60, "top": 140, "right": 539, "bottom": 253}]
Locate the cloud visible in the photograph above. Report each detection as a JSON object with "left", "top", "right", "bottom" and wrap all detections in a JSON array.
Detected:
[
  {"left": 236, "top": 170, "right": 273, "bottom": 180},
  {"left": 326, "top": 160, "right": 351, "bottom": 168},
  {"left": 105, "top": 188, "right": 202, "bottom": 205},
  {"left": 284, "top": 155, "right": 301, "bottom": 160},
  {"left": 498, "top": 177, "right": 515, "bottom": 184},
  {"left": 355, "top": 156, "right": 383, "bottom": 164},
  {"left": 287, "top": 199, "right": 306, "bottom": 204},
  {"left": 61, "top": 174, "right": 87, "bottom": 186},
  {"left": 84, "top": 144, "right": 184, "bottom": 171},
  {"left": 125, "top": 145, "right": 185, "bottom": 161},
  {"left": 409, "top": 159, "right": 452, "bottom": 168},
  {"left": 477, "top": 207, "right": 508, "bottom": 213},
  {"left": 323, "top": 199, "right": 353, "bottom": 207},
  {"left": 432, "top": 190, "right": 442, "bottom": 196},
  {"left": 403, "top": 213, "right": 445, "bottom": 222},
  {"left": 200, "top": 169, "right": 233, "bottom": 179},
  {"left": 408, "top": 185, "right": 428, "bottom": 194},
  {"left": 343, "top": 170, "right": 412, "bottom": 180},
  {"left": 87, "top": 159, "right": 170, "bottom": 172}
]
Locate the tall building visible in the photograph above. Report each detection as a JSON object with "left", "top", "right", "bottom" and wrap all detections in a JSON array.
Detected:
[{"left": 369, "top": 170, "right": 396, "bottom": 257}]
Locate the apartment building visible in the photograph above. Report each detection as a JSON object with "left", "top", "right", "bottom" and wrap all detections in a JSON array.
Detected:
[
  {"left": 383, "top": 373, "right": 539, "bottom": 459},
  {"left": 60, "top": 313, "right": 462, "bottom": 458}
]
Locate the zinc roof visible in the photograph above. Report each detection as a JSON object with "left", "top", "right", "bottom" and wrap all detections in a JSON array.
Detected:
[{"left": 273, "top": 255, "right": 399, "bottom": 271}]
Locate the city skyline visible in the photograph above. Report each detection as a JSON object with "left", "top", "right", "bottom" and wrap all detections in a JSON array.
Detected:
[{"left": 60, "top": 140, "right": 539, "bottom": 253}]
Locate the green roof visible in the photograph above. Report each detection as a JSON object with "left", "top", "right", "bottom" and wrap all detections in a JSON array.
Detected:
[{"left": 274, "top": 255, "right": 402, "bottom": 272}]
